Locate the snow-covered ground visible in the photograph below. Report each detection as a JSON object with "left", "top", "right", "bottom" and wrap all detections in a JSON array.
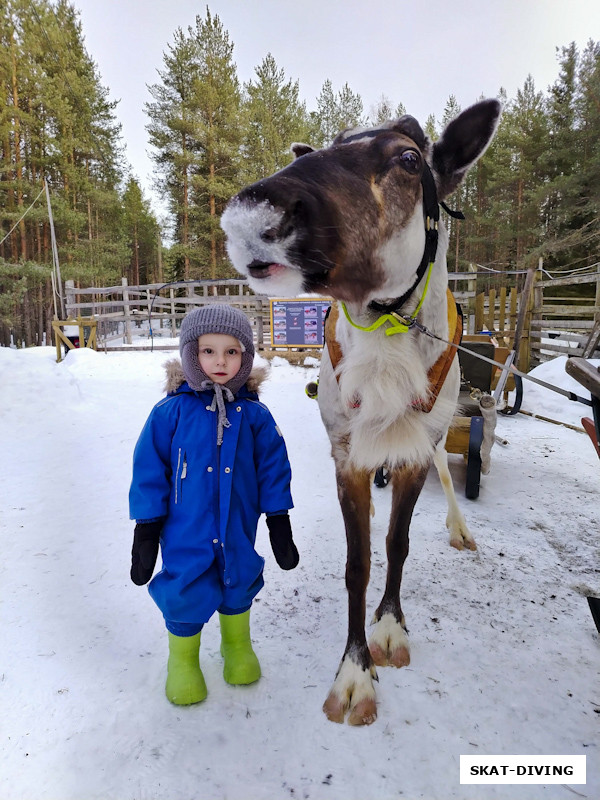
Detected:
[{"left": 1, "top": 346, "right": 598, "bottom": 800}]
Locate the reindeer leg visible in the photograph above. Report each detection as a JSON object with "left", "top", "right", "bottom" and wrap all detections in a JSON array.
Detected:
[
  {"left": 369, "top": 464, "right": 429, "bottom": 668},
  {"left": 433, "top": 439, "right": 476, "bottom": 551},
  {"left": 323, "top": 466, "right": 378, "bottom": 726}
]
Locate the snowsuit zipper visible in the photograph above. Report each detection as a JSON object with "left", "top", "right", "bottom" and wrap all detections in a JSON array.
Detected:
[{"left": 175, "top": 448, "right": 187, "bottom": 504}]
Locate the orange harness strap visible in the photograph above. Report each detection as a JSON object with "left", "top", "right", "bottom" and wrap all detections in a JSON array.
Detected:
[
  {"left": 324, "top": 288, "right": 462, "bottom": 414},
  {"left": 324, "top": 301, "right": 342, "bottom": 368}
]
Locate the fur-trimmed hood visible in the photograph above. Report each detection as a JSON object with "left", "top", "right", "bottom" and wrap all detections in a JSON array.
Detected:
[{"left": 163, "top": 358, "right": 269, "bottom": 396}]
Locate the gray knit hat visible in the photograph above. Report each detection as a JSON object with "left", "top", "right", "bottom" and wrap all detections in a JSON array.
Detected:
[{"left": 179, "top": 304, "right": 255, "bottom": 394}]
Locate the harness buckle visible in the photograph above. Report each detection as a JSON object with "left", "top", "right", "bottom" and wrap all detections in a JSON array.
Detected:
[{"left": 390, "top": 311, "right": 411, "bottom": 327}]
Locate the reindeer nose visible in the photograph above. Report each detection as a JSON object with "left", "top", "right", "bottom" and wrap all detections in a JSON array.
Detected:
[{"left": 260, "top": 227, "right": 279, "bottom": 243}]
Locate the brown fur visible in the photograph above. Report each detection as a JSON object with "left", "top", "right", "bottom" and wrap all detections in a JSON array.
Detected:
[
  {"left": 163, "top": 357, "right": 268, "bottom": 395},
  {"left": 221, "top": 99, "right": 501, "bottom": 727}
]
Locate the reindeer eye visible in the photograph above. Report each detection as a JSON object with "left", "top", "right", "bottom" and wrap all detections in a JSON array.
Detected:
[{"left": 399, "top": 149, "right": 421, "bottom": 173}]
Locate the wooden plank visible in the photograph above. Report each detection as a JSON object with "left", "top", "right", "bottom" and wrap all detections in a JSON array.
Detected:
[
  {"left": 498, "top": 287, "right": 507, "bottom": 345},
  {"left": 531, "top": 319, "right": 594, "bottom": 330},
  {"left": 537, "top": 273, "right": 599, "bottom": 288},
  {"left": 475, "top": 293, "right": 484, "bottom": 331},
  {"left": 509, "top": 288, "right": 517, "bottom": 349},
  {"left": 514, "top": 267, "right": 536, "bottom": 372},
  {"left": 565, "top": 357, "right": 600, "bottom": 398},
  {"left": 102, "top": 345, "right": 179, "bottom": 352},
  {"left": 582, "top": 321, "right": 600, "bottom": 358},
  {"left": 487, "top": 288, "right": 496, "bottom": 331},
  {"left": 539, "top": 305, "right": 596, "bottom": 317},
  {"left": 445, "top": 417, "right": 472, "bottom": 455},
  {"left": 535, "top": 342, "right": 582, "bottom": 355}
]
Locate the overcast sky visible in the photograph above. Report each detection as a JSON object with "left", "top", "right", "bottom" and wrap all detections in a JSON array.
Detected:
[{"left": 73, "top": 0, "right": 600, "bottom": 217}]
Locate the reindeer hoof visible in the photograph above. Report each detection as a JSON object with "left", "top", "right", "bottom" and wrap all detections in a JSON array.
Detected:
[
  {"left": 323, "top": 656, "right": 378, "bottom": 725},
  {"left": 389, "top": 645, "right": 411, "bottom": 668},
  {"left": 369, "top": 642, "right": 388, "bottom": 667},
  {"left": 449, "top": 533, "right": 477, "bottom": 551},
  {"left": 322, "top": 693, "right": 346, "bottom": 724},
  {"left": 348, "top": 697, "right": 377, "bottom": 726},
  {"left": 368, "top": 612, "right": 411, "bottom": 668},
  {"left": 448, "top": 519, "right": 477, "bottom": 551},
  {"left": 369, "top": 640, "right": 410, "bottom": 668}
]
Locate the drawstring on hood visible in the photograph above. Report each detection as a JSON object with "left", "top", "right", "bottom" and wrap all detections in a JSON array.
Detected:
[
  {"left": 162, "top": 357, "right": 269, "bottom": 447},
  {"left": 201, "top": 380, "right": 234, "bottom": 445}
]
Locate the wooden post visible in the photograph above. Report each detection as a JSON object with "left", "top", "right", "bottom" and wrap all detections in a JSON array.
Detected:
[
  {"left": 595, "top": 263, "right": 600, "bottom": 326},
  {"left": 498, "top": 286, "right": 507, "bottom": 345},
  {"left": 467, "top": 262, "right": 477, "bottom": 333},
  {"left": 157, "top": 231, "right": 163, "bottom": 284},
  {"left": 487, "top": 287, "right": 496, "bottom": 332},
  {"left": 513, "top": 265, "right": 539, "bottom": 373},
  {"left": 170, "top": 287, "right": 176, "bottom": 337},
  {"left": 186, "top": 285, "right": 196, "bottom": 328},
  {"left": 582, "top": 265, "right": 600, "bottom": 357},
  {"left": 475, "top": 292, "right": 484, "bottom": 332},
  {"left": 255, "top": 297, "right": 264, "bottom": 350},
  {"left": 122, "top": 277, "right": 132, "bottom": 344},
  {"left": 65, "top": 280, "right": 76, "bottom": 318},
  {"left": 509, "top": 287, "right": 518, "bottom": 349}
]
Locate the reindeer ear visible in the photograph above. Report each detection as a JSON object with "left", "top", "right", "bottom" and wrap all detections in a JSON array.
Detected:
[
  {"left": 432, "top": 99, "right": 501, "bottom": 199},
  {"left": 291, "top": 142, "right": 315, "bottom": 159}
]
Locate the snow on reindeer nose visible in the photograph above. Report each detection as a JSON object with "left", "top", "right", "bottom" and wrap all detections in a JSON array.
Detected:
[{"left": 221, "top": 199, "right": 289, "bottom": 272}]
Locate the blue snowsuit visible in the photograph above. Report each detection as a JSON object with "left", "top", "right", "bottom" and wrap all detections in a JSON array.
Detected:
[{"left": 129, "top": 375, "right": 293, "bottom": 627}]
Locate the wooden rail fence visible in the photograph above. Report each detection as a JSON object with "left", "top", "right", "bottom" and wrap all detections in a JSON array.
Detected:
[{"left": 62, "top": 265, "right": 600, "bottom": 369}]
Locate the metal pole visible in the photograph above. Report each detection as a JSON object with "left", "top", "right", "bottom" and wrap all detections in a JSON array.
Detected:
[{"left": 45, "top": 180, "right": 66, "bottom": 319}]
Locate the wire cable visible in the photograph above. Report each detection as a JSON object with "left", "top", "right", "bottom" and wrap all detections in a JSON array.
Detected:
[{"left": 0, "top": 186, "right": 45, "bottom": 247}]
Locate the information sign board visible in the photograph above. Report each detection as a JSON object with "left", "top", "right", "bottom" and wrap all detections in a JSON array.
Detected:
[{"left": 269, "top": 298, "right": 331, "bottom": 348}]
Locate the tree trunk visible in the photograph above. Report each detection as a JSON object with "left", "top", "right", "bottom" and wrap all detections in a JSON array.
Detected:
[
  {"left": 133, "top": 221, "right": 140, "bottom": 286},
  {"left": 210, "top": 161, "right": 217, "bottom": 280},
  {"left": 10, "top": 30, "right": 26, "bottom": 260}
]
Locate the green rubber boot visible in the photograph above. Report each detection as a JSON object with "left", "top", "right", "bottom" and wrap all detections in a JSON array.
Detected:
[
  {"left": 165, "top": 631, "right": 207, "bottom": 705},
  {"left": 219, "top": 610, "right": 261, "bottom": 685}
]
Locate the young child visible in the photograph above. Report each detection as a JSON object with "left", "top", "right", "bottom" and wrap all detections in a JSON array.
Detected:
[{"left": 129, "top": 304, "right": 298, "bottom": 706}]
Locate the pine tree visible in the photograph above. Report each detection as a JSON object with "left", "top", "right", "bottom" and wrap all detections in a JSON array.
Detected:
[
  {"left": 146, "top": 9, "right": 241, "bottom": 279},
  {"left": 541, "top": 41, "right": 600, "bottom": 270},
  {"left": 122, "top": 177, "right": 160, "bottom": 286},
  {"left": 0, "top": 0, "right": 127, "bottom": 344},
  {"left": 190, "top": 9, "right": 241, "bottom": 279},
  {"left": 369, "top": 94, "right": 393, "bottom": 125},
  {"left": 336, "top": 82, "right": 364, "bottom": 131},
  {"left": 573, "top": 40, "right": 600, "bottom": 260},
  {"left": 146, "top": 27, "right": 200, "bottom": 280},
  {"left": 423, "top": 114, "right": 437, "bottom": 141},
  {"left": 240, "top": 53, "right": 311, "bottom": 184},
  {"left": 314, "top": 79, "right": 364, "bottom": 146},
  {"left": 315, "top": 79, "right": 338, "bottom": 146}
]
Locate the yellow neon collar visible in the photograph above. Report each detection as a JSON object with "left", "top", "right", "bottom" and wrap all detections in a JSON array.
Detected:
[{"left": 340, "top": 260, "right": 434, "bottom": 336}]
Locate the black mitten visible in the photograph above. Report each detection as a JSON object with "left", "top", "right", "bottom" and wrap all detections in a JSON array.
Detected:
[
  {"left": 266, "top": 514, "right": 299, "bottom": 570},
  {"left": 130, "top": 520, "right": 163, "bottom": 585}
]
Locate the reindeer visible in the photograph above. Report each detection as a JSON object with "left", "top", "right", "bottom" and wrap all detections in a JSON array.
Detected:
[{"left": 221, "top": 99, "right": 501, "bottom": 725}]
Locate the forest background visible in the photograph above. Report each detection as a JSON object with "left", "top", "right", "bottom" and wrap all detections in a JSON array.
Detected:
[{"left": 1, "top": 0, "right": 599, "bottom": 347}]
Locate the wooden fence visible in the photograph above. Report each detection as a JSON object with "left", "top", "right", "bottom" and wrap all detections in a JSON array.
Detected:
[
  {"left": 452, "top": 265, "right": 600, "bottom": 369},
  {"left": 63, "top": 278, "right": 270, "bottom": 351},
  {"left": 63, "top": 265, "right": 600, "bottom": 369}
]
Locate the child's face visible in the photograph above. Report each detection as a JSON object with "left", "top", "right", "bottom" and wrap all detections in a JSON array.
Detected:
[{"left": 197, "top": 334, "right": 243, "bottom": 385}]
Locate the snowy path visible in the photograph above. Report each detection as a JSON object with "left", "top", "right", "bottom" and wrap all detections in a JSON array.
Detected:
[{"left": 1, "top": 347, "right": 598, "bottom": 800}]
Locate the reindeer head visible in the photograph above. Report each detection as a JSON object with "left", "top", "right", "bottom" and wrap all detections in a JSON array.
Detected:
[{"left": 221, "top": 99, "right": 501, "bottom": 306}]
